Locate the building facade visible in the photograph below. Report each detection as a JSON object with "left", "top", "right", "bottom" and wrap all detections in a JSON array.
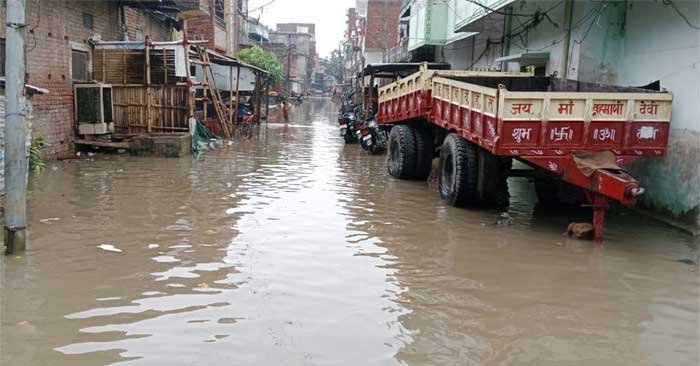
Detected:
[
  {"left": 266, "top": 24, "right": 316, "bottom": 94},
  {"left": 0, "top": 1, "right": 175, "bottom": 158},
  {"left": 363, "top": 0, "right": 402, "bottom": 64}
]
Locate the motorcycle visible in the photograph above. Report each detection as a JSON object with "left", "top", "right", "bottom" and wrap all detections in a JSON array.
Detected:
[
  {"left": 338, "top": 112, "right": 358, "bottom": 143},
  {"left": 338, "top": 91, "right": 359, "bottom": 144},
  {"left": 359, "top": 117, "right": 388, "bottom": 154},
  {"left": 355, "top": 103, "right": 387, "bottom": 154}
]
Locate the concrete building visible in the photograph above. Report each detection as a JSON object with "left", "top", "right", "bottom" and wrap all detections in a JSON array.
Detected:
[
  {"left": 266, "top": 24, "right": 316, "bottom": 94},
  {"left": 343, "top": 7, "right": 363, "bottom": 82},
  {"left": 396, "top": 0, "right": 700, "bottom": 224}
]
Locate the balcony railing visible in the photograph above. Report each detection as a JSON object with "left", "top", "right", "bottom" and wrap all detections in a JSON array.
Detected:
[{"left": 382, "top": 43, "right": 409, "bottom": 63}]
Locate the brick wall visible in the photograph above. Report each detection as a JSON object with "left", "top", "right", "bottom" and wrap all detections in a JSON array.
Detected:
[
  {"left": 186, "top": 16, "right": 215, "bottom": 50},
  {"left": 0, "top": 1, "right": 170, "bottom": 159},
  {"left": 365, "top": 0, "right": 401, "bottom": 51},
  {"left": 124, "top": 7, "right": 172, "bottom": 41}
]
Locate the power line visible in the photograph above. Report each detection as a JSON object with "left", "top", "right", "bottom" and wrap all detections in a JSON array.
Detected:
[
  {"left": 248, "top": 0, "right": 279, "bottom": 15},
  {"left": 663, "top": 0, "right": 700, "bottom": 30}
]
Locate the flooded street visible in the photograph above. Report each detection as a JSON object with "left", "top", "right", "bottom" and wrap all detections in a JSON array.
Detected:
[{"left": 1, "top": 98, "right": 698, "bottom": 365}]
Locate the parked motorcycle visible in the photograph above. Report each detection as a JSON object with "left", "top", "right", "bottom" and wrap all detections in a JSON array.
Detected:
[
  {"left": 338, "top": 91, "right": 359, "bottom": 144},
  {"left": 358, "top": 117, "right": 388, "bottom": 154},
  {"left": 356, "top": 103, "right": 387, "bottom": 154}
]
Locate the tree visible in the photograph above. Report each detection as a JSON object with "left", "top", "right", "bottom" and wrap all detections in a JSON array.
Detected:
[
  {"left": 320, "top": 49, "right": 345, "bottom": 84},
  {"left": 238, "top": 46, "right": 283, "bottom": 85}
]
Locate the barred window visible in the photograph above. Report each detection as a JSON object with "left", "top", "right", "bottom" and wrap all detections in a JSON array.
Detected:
[
  {"left": 71, "top": 49, "right": 89, "bottom": 81},
  {"left": 82, "top": 13, "right": 94, "bottom": 30},
  {"left": 215, "top": 0, "right": 225, "bottom": 27}
]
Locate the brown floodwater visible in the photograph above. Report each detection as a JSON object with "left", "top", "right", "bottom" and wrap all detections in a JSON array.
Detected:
[{"left": 1, "top": 98, "right": 698, "bottom": 366}]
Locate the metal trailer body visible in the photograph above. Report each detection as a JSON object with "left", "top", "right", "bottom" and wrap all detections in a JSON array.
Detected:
[{"left": 377, "top": 64, "right": 673, "bottom": 241}]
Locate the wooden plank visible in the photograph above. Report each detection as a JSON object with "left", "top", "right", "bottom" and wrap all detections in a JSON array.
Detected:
[
  {"left": 74, "top": 139, "right": 131, "bottom": 149},
  {"left": 146, "top": 39, "right": 152, "bottom": 133}
]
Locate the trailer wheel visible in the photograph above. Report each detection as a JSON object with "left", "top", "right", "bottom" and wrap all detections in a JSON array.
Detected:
[
  {"left": 387, "top": 125, "right": 417, "bottom": 179},
  {"left": 478, "top": 149, "right": 512, "bottom": 206},
  {"left": 414, "top": 126, "right": 434, "bottom": 180},
  {"left": 439, "top": 133, "right": 478, "bottom": 206}
]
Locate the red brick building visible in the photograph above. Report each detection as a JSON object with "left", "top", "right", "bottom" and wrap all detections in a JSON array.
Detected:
[
  {"left": 363, "top": 0, "right": 401, "bottom": 64},
  {"left": 0, "top": 1, "right": 172, "bottom": 158}
]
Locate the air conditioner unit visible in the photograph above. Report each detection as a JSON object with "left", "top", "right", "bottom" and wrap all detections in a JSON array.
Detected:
[{"left": 74, "top": 83, "right": 114, "bottom": 135}]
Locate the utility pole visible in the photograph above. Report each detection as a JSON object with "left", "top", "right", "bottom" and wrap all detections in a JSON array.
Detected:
[
  {"left": 4, "top": 0, "right": 28, "bottom": 254},
  {"left": 286, "top": 33, "right": 292, "bottom": 96}
]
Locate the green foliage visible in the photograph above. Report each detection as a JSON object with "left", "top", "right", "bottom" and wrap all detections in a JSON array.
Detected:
[
  {"left": 29, "top": 134, "right": 46, "bottom": 175},
  {"left": 320, "top": 49, "right": 345, "bottom": 83},
  {"left": 238, "top": 46, "right": 283, "bottom": 85}
]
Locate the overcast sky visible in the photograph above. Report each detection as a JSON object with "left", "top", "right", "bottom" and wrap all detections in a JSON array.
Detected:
[{"left": 247, "top": 0, "right": 356, "bottom": 58}]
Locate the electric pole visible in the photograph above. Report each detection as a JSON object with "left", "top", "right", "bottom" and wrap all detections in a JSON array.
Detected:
[
  {"left": 286, "top": 33, "right": 292, "bottom": 96},
  {"left": 4, "top": 0, "right": 28, "bottom": 254}
]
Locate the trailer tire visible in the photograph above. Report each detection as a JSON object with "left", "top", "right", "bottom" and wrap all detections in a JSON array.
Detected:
[
  {"left": 387, "top": 125, "right": 417, "bottom": 179},
  {"left": 439, "top": 133, "right": 479, "bottom": 206},
  {"left": 414, "top": 126, "right": 434, "bottom": 180},
  {"left": 477, "top": 149, "right": 512, "bottom": 207}
]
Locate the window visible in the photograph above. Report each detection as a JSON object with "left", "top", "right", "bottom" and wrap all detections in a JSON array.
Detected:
[
  {"left": 214, "top": 0, "right": 225, "bottom": 27},
  {"left": 71, "top": 49, "right": 89, "bottom": 81},
  {"left": 82, "top": 13, "right": 94, "bottom": 30},
  {"left": 297, "top": 26, "right": 309, "bottom": 34}
]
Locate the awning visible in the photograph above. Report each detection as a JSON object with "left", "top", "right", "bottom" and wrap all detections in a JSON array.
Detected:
[
  {"left": 495, "top": 52, "right": 550, "bottom": 66},
  {"left": 362, "top": 62, "right": 451, "bottom": 77},
  {"left": 189, "top": 49, "right": 269, "bottom": 75}
]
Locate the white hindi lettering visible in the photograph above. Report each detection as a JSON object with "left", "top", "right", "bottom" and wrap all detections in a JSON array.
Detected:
[
  {"left": 637, "top": 126, "right": 659, "bottom": 140},
  {"left": 512, "top": 128, "right": 533, "bottom": 143},
  {"left": 594, "top": 127, "right": 616, "bottom": 142}
]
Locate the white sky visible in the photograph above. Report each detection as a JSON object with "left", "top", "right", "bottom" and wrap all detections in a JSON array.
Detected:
[{"left": 247, "top": 0, "right": 356, "bottom": 58}]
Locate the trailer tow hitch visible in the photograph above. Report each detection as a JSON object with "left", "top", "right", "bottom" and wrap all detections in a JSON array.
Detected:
[{"left": 586, "top": 169, "right": 644, "bottom": 242}]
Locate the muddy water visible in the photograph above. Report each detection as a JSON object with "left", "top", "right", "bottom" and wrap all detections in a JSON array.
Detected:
[{"left": 1, "top": 98, "right": 698, "bottom": 366}]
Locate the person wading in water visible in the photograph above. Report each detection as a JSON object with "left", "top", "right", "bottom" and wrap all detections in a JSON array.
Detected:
[{"left": 282, "top": 99, "right": 290, "bottom": 124}]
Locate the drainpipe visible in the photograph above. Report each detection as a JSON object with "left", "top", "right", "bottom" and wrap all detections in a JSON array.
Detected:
[
  {"left": 561, "top": 0, "right": 574, "bottom": 79},
  {"left": 4, "top": 0, "right": 28, "bottom": 254}
]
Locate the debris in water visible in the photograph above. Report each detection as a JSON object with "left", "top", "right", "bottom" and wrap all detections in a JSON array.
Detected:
[
  {"left": 39, "top": 218, "right": 60, "bottom": 224},
  {"left": 51, "top": 166, "right": 58, "bottom": 171},
  {"left": 98, "top": 244, "right": 122, "bottom": 253},
  {"left": 96, "top": 297, "right": 122, "bottom": 302},
  {"left": 674, "top": 259, "right": 697, "bottom": 266},
  {"left": 87, "top": 152, "right": 96, "bottom": 157},
  {"left": 147, "top": 244, "right": 160, "bottom": 249},
  {"left": 497, "top": 212, "right": 512, "bottom": 226},
  {"left": 563, "top": 223, "right": 595, "bottom": 239}
]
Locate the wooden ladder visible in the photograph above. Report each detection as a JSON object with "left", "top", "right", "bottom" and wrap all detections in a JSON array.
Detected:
[{"left": 195, "top": 46, "right": 233, "bottom": 138}]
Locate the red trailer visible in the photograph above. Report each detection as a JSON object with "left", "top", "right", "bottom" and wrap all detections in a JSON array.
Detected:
[{"left": 378, "top": 64, "right": 673, "bottom": 240}]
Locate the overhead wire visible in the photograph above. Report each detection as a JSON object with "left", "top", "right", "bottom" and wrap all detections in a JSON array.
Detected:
[{"left": 662, "top": 0, "right": 700, "bottom": 30}]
